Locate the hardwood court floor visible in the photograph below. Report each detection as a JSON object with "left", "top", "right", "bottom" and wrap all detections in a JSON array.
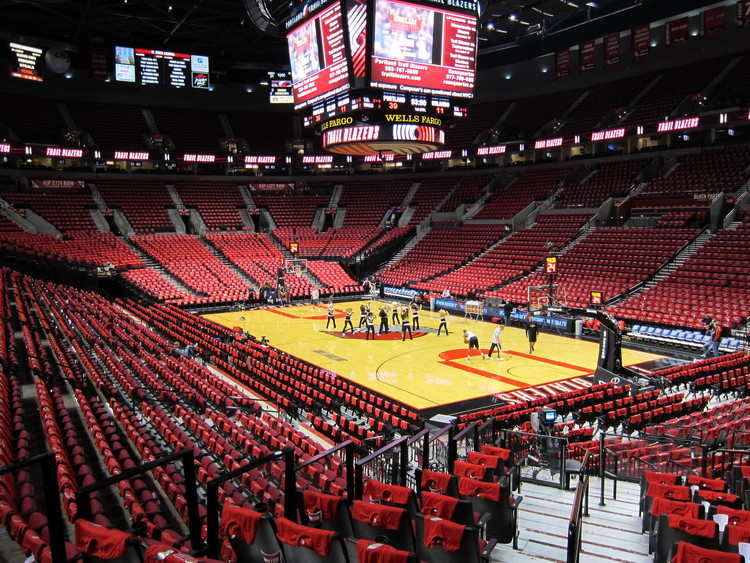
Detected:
[{"left": 204, "top": 301, "right": 664, "bottom": 411}]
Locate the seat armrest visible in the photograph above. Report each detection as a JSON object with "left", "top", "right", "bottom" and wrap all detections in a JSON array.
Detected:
[
  {"left": 479, "top": 538, "right": 499, "bottom": 561},
  {"left": 476, "top": 512, "right": 493, "bottom": 527}
]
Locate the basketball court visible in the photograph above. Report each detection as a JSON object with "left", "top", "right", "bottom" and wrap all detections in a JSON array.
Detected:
[{"left": 204, "top": 301, "right": 667, "bottom": 415}]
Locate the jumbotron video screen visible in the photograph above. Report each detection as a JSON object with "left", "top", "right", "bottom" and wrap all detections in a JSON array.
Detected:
[
  {"left": 285, "top": 0, "right": 478, "bottom": 153},
  {"left": 287, "top": 0, "right": 351, "bottom": 108},
  {"left": 370, "top": 0, "right": 477, "bottom": 98}
]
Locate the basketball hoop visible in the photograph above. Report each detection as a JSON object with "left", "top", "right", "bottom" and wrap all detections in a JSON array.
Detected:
[
  {"left": 284, "top": 259, "right": 307, "bottom": 276},
  {"left": 528, "top": 284, "right": 566, "bottom": 310}
]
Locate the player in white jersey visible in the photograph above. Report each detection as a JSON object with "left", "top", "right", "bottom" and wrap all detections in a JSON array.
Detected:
[{"left": 488, "top": 322, "right": 506, "bottom": 360}]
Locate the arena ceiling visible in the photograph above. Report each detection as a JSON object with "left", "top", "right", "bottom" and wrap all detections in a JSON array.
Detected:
[{"left": 1, "top": 0, "right": 729, "bottom": 74}]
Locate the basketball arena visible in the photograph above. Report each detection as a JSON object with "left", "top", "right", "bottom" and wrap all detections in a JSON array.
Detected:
[{"left": 1, "top": 1, "right": 750, "bottom": 562}]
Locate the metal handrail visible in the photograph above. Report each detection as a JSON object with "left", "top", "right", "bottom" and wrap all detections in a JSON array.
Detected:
[
  {"left": 205, "top": 448, "right": 296, "bottom": 558},
  {"left": 567, "top": 456, "right": 590, "bottom": 563},
  {"left": 426, "top": 425, "right": 454, "bottom": 473},
  {"left": 354, "top": 436, "right": 409, "bottom": 498},
  {"left": 501, "top": 429, "right": 571, "bottom": 489},
  {"left": 1, "top": 454, "right": 66, "bottom": 563},
  {"left": 76, "top": 448, "right": 203, "bottom": 552},
  {"left": 451, "top": 421, "right": 479, "bottom": 472},
  {"left": 296, "top": 440, "right": 355, "bottom": 501},
  {"left": 406, "top": 428, "right": 430, "bottom": 468}
]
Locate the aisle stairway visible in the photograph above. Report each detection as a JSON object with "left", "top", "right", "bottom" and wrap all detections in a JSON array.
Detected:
[
  {"left": 480, "top": 221, "right": 594, "bottom": 297},
  {"left": 378, "top": 229, "right": 427, "bottom": 270},
  {"left": 122, "top": 238, "right": 204, "bottom": 296},
  {"left": 492, "top": 478, "right": 647, "bottom": 562},
  {"left": 610, "top": 228, "right": 712, "bottom": 305},
  {"left": 200, "top": 237, "right": 259, "bottom": 290}
]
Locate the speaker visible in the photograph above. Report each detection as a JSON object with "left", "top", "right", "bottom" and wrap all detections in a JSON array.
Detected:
[
  {"left": 243, "top": 0, "right": 279, "bottom": 34},
  {"left": 45, "top": 49, "right": 71, "bottom": 74}
]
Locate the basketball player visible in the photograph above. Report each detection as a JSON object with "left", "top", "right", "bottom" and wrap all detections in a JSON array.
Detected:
[
  {"left": 437, "top": 309, "right": 449, "bottom": 336},
  {"left": 464, "top": 329, "right": 484, "bottom": 360},
  {"left": 342, "top": 308, "right": 354, "bottom": 333},
  {"left": 391, "top": 302, "right": 400, "bottom": 324},
  {"left": 401, "top": 309, "right": 413, "bottom": 341},
  {"left": 526, "top": 313, "right": 539, "bottom": 354},
  {"left": 358, "top": 304, "right": 367, "bottom": 328},
  {"left": 366, "top": 311, "right": 376, "bottom": 340},
  {"left": 488, "top": 322, "right": 506, "bottom": 360},
  {"left": 326, "top": 301, "right": 336, "bottom": 329},
  {"left": 411, "top": 303, "right": 420, "bottom": 330},
  {"left": 378, "top": 306, "right": 389, "bottom": 334}
]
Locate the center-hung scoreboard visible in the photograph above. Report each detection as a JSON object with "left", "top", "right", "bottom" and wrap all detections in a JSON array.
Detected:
[{"left": 285, "top": 0, "right": 478, "bottom": 154}]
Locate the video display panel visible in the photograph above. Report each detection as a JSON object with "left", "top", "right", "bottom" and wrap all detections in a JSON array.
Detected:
[
  {"left": 268, "top": 71, "right": 294, "bottom": 104},
  {"left": 347, "top": 0, "right": 368, "bottom": 78},
  {"left": 114, "top": 46, "right": 210, "bottom": 89},
  {"left": 287, "top": 0, "right": 350, "bottom": 108},
  {"left": 10, "top": 42, "right": 44, "bottom": 82},
  {"left": 370, "top": 0, "right": 477, "bottom": 98}
]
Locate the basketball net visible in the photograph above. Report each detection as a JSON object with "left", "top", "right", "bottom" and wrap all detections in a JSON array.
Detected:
[
  {"left": 527, "top": 284, "right": 565, "bottom": 311},
  {"left": 284, "top": 259, "right": 307, "bottom": 276}
]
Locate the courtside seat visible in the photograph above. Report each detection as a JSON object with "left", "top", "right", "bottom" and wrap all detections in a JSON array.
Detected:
[
  {"left": 363, "top": 480, "right": 418, "bottom": 517},
  {"left": 344, "top": 537, "right": 414, "bottom": 563},
  {"left": 417, "top": 470, "right": 459, "bottom": 497},
  {"left": 75, "top": 519, "right": 142, "bottom": 563},
  {"left": 220, "top": 504, "right": 282, "bottom": 563},
  {"left": 457, "top": 477, "right": 520, "bottom": 545},
  {"left": 413, "top": 514, "right": 494, "bottom": 563},
  {"left": 351, "top": 500, "right": 415, "bottom": 551},
  {"left": 275, "top": 517, "right": 348, "bottom": 563},
  {"left": 644, "top": 497, "right": 702, "bottom": 552},
  {"left": 653, "top": 516, "right": 719, "bottom": 563},
  {"left": 670, "top": 541, "right": 743, "bottom": 563},
  {"left": 298, "top": 490, "right": 353, "bottom": 537},
  {"left": 419, "top": 492, "right": 474, "bottom": 526}
]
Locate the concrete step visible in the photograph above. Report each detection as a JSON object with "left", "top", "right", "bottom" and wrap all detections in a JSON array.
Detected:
[
  {"left": 494, "top": 479, "right": 646, "bottom": 563},
  {"left": 124, "top": 238, "right": 204, "bottom": 296},
  {"left": 201, "top": 238, "right": 259, "bottom": 290}
]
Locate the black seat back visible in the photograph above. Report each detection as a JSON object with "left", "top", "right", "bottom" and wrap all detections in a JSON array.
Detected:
[
  {"left": 350, "top": 501, "right": 415, "bottom": 552},
  {"left": 413, "top": 514, "right": 481, "bottom": 563},
  {"left": 229, "top": 514, "right": 283, "bottom": 563},
  {"left": 280, "top": 536, "right": 349, "bottom": 563},
  {"left": 297, "top": 491, "right": 354, "bottom": 537},
  {"left": 654, "top": 514, "right": 719, "bottom": 563}
]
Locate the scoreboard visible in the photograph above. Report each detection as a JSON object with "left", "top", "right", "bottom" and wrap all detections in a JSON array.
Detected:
[
  {"left": 286, "top": 0, "right": 350, "bottom": 108},
  {"left": 370, "top": 0, "right": 477, "bottom": 98},
  {"left": 285, "top": 0, "right": 478, "bottom": 154},
  {"left": 114, "top": 46, "right": 210, "bottom": 89},
  {"left": 9, "top": 42, "right": 44, "bottom": 82},
  {"left": 268, "top": 71, "right": 294, "bottom": 104}
]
